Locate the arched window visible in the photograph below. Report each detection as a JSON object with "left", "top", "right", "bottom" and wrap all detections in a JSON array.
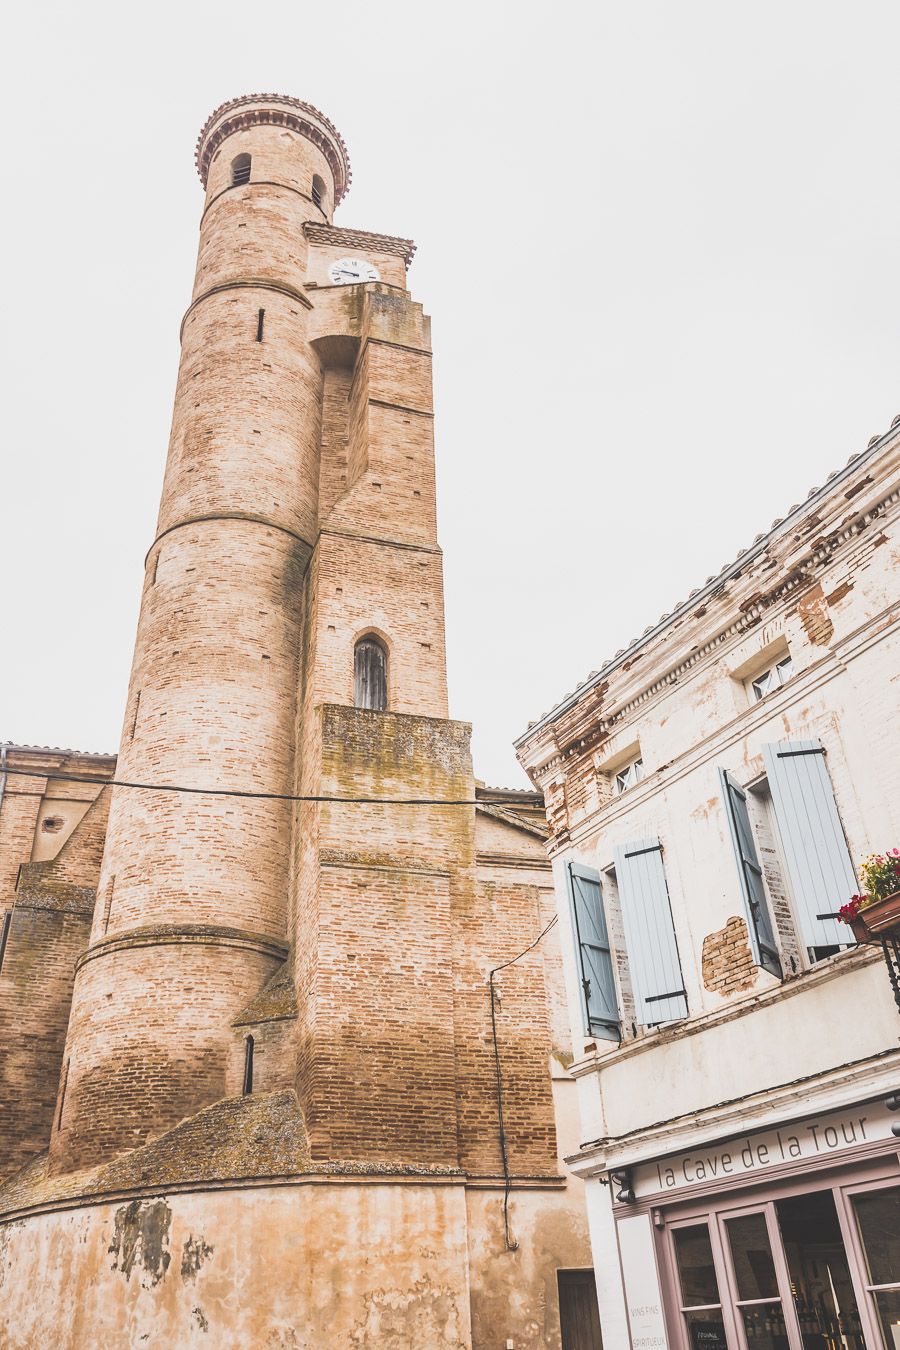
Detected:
[
  {"left": 354, "top": 637, "right": 387, "bottom": 711},
  {"left": 231, "top": 153, "right": 251, "bottom": 186},
  {"left": 311, "top": 174, "right": 326, "bottom": 210}
]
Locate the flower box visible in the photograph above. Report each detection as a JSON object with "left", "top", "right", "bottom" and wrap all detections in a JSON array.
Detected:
[
  {"left": 839, "top": 850, "right": 900, "bottom": 944},
  {"left": 858, "top": 889, "right": 900, "bottom": 937},
  {"left": 845, "top": 911, "right": 871, "bottom": 944}
]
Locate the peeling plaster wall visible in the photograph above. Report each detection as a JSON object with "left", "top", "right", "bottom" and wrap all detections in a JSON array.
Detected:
[
  {"left": 0, "top": 1180, "right": 592, "bottom": 1350},
  {"left": 0, "top": 1185, "right": 473, "bottom": 1350}
]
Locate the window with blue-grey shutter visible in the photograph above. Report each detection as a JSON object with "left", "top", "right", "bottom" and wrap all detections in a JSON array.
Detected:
[
  {"left": 613, "top": 838, "right": 688, "bottom": 1024},
  {"left": 761, "top": 739, "right": 858, "bottom": 955},
  {"left": 719, "top": 768, "right": 782, "bottom": 977},
  {"left": 567, "top": 862, "right": 620, "bottom": 1041}
]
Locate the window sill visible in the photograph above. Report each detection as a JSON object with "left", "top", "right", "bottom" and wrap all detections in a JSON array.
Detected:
[{"left": 571, "top": 943, "right": 880, "bottom": 1078}]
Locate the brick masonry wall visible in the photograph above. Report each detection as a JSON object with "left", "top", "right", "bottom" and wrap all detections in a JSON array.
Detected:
[
  {"left": 0, "top": 902, "right": 91, "bottom": 1179},
  {"left": 52, "top": 940, "right": 283, "bottom": 1173},
  {"left": 701, "top": 915, "right": 757, "bottom": 995},
  {"left": 50, "top": 114, "right": 329, "bottom": 1171},
  {"left": 11, "top": 103, "right": 572, "bottom": 1214},
  {"left": 454, "top": 875, "right": 558, "bottom": 1177},
  {"left": 0, "top": 763, "right": 111, "bottom": 1179},
  {"left": 295, "top": 704, "right": 474, "bottom": 1164}
]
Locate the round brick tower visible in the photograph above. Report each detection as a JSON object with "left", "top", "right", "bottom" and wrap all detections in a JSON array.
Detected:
[{"left": 50, "top": 96, "right": 352, "bottom": 1171}]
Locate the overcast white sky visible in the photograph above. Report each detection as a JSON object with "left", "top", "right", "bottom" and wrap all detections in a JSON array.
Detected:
[{"left": 2, "top": 2, "right": 899, "bottom": 787}]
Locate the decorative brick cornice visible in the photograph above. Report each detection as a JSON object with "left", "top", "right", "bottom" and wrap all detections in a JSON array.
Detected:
[
  {"left": 76, "top": 924, "right": 288, "bottom": 971},
  {"left": 304, "top": 221, "right": 417, "bottom": 266},
  {"left": 196, "top": 94, "right": 351, "bottom": 203}
]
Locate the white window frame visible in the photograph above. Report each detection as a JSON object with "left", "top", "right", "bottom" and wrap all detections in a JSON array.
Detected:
[
  {"left": 614, "top": 756, "right": 645, "bottom": 795},
  {"left": 749, "top": 654, "right": 794, "bottom": 703}
]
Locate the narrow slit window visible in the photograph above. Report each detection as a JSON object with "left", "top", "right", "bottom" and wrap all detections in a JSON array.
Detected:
[
  {"left": 57, "top": 1058, "right": 70, "bottom": 1130},
  {"left": 354, "top": 637, "right": 388, "bottom": 711},
  {"left": 0, "top": 911, "right": 11, "bottom": 977},
  {"left": 256, "top": 309, "right": 265, "bottom": 342},
  {"left": 129, "top": 690, "right": 141, "bottom": 741},
  {"left": 231, "top": 153, "right": 251, "bottom": 186},
  {"left": 311, "top": 174, "right": 325, "bottom": 210},
  {"left": 103, "top": 875, "right": 116, "bottom": 934},
  {"left": 242, "top": 1035, "right": 254, "bottom": 1095}
]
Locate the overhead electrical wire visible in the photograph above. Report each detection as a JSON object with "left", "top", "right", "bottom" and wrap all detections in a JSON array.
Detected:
[
  {"left": 4, "top": 752, "right": 559, "bottom": 1254},
  {"left": 0, "top": 765, "right": 521, "bottom": 808}
]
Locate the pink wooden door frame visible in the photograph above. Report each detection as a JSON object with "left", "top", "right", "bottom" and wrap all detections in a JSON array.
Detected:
[{"left": 652, "top": 1155, "right": 899, "bottom": 1349}]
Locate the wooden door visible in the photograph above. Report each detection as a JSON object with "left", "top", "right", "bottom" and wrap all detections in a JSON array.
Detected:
[{"left": 558, "top": 1269, "right": 603, "bottom": 1350}]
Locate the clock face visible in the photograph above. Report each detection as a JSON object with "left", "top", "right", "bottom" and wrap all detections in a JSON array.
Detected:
[{"left": 328, "top": 257, "right": 380, "bottom": 285}]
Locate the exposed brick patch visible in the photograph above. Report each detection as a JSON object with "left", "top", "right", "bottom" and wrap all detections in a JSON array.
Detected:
[
  {"left": 795, "top": 581, "right": 834, "bottom": 646},
  {"left": 701, "top": 916, "right": 757, "bottom": 996},
  {"left": 826, "top": 580, "right": 854, "bottom": 606}
]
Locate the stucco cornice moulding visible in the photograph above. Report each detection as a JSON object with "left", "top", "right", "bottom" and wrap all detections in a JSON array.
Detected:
[
  {"left": 569, "top": 945, "right": 880, "bottom": 1082},
  {"left": 552, "top": 596, "right": 900, "bottom": 854},
  {"left": 196, "top": 94, "right": 351, "bottom": 202},
  {"left": 304, "top": 221, "right": 417, "bottom": 265},
  {"left": 516, "top": 433, "right": 900, "bottom": 755},
  {"left": 522, "top": 486, "right": 900, "bottom": 797},
  {"left": 0, "top": 1171, "right": 570, "bottom": 1228},
  {"left": 566, "top": 1046, "right": 900, "bottom": 1179}
]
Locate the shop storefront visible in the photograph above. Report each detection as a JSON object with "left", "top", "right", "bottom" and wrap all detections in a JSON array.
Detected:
[{"left": 611, "top": 1098, "right": 900, "bottom": 1349}]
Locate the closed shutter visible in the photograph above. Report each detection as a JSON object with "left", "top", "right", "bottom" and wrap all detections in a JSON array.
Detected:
[
  {"left": 762, "top": 739, "right": 858, "bottom": 952},
  {"left": 719, "top": 768, "right": 782, "bottom": 977},
  {"left": 614, "top": 838, "right": 688, "bottom": 1024},
  {"left": 567, "top": 863, "right": 620, "bottom": 1041}
]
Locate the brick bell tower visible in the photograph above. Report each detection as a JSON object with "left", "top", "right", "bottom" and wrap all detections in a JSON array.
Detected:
[{"left": 49, "top": 94, "right": 473, "bottom": 1172}]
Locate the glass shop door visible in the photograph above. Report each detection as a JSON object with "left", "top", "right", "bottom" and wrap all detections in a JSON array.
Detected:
[{"left": 715, "top": 1195, "right": 865, "bottom": 1350}]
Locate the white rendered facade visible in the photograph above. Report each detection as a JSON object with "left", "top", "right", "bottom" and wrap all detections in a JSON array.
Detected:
[{"left": 516, "top": 426, "right": 900, "bottom": 1350}]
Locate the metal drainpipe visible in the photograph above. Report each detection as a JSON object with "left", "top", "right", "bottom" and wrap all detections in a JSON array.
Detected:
[{"left": 0, "top": 742, "right": 8, "bottom": 817}]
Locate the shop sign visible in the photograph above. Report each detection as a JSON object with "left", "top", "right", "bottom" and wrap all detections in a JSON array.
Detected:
[
  {"left": 633, "top": 1099, "right": 896, "bottom": 1199},
  {"left": 618, "top": 1213, "right": 669, "bottom": 1348}
]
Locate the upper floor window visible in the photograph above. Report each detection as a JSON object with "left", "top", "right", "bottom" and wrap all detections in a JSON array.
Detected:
[
  {"left": 615, "top": 758, "right": 644, "bottom": 795},
  {"left": 311, "top": 174, "right": 326, "bottom": 210},
  {"left": 354, "top": 637, "right": 387, "bottom": 711},
  {"left": 750, "top": 654, "right": 793, "bottom": 702},
  {"left": 758, "top": 739, "right": 857, "bottom": 963},
  {"left": 231, "top": 154, "right": 251, "bottom": 186}
]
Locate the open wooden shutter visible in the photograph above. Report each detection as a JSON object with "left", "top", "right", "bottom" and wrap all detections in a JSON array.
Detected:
[
  {"left": 614, "top": 838, "right": 687, "bottom": 1024},
  {"left": 719, "top": 768, "right": 782, "bottom": 977},
  {"left": 761, "top": 740, "right": 858, "bottom": 952},
  {"left": 567, "top": 863, "right": 620, "bottom": 1040}
]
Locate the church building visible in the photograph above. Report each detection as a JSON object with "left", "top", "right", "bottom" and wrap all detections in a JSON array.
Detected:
[{"left": 0, "top": 95, "right": 599, "bottom": 1349}]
